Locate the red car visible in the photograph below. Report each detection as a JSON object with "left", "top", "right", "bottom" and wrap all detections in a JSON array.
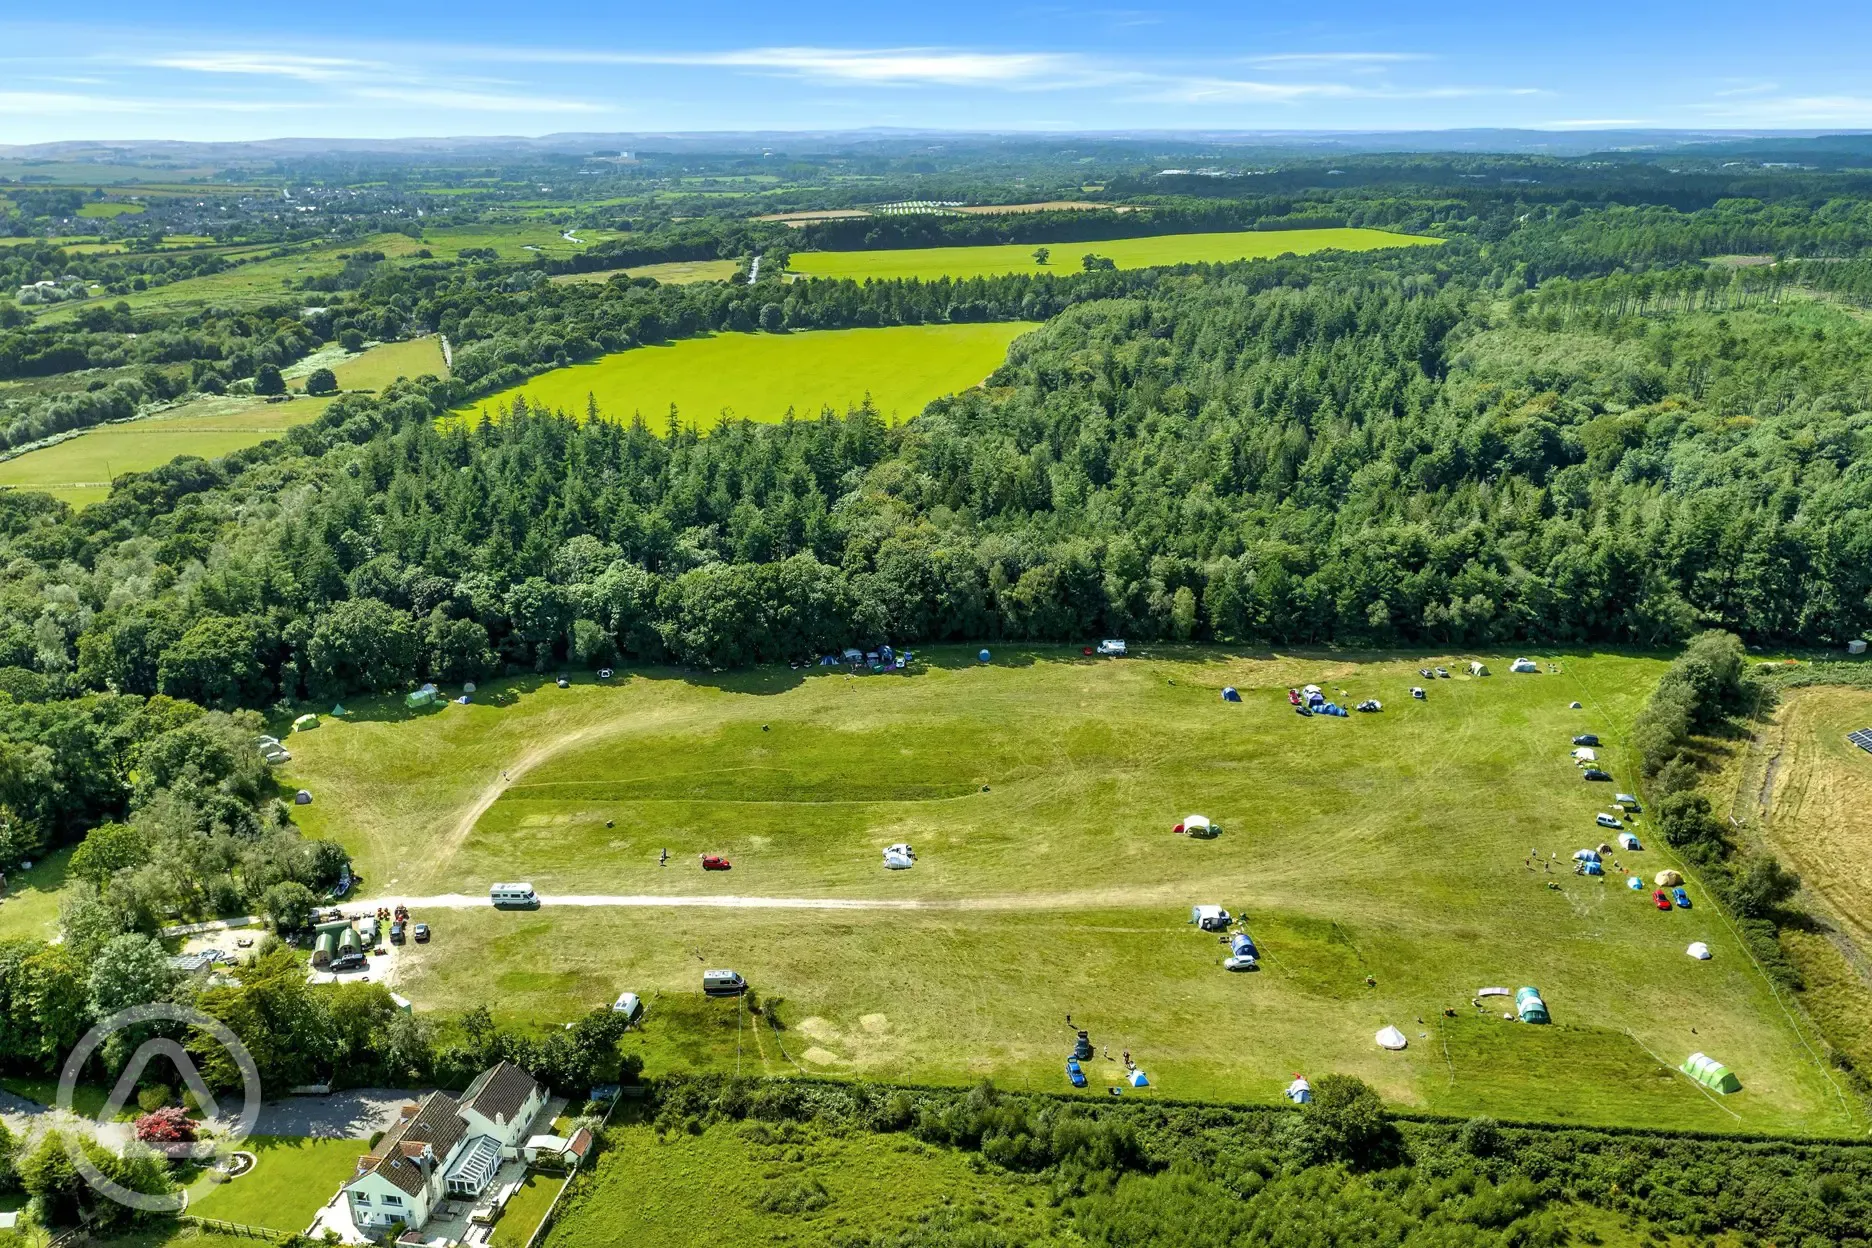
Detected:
[
  {"left": 702, "top": 854, "right": 732, "bottom": 871},
  {"left": 1653, "top": 890, "right": 1672, "bottom": 911}
]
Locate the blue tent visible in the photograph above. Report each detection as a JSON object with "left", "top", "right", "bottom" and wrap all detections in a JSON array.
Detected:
[
  {"left": 978, "top": 649, "right": 991, "bottom": 664},
  {"left": 1128, "top": 1069, "right": 1150, "bottom": 1088},
  {"left": 1221, "top": 686, "right": 1241, "bottom": 702},
  {"left": 1581, "top": 861, "right": 1604, "bottom": 876},
  {"left": 1230, "top": 932, "right": 1258, "bottom": 959},
  {"left": 1573, "top": 848, "right": 1601, "bottom": 863},
  {"left": 1627, "top": 876, "right": 1644, "bottom": 890}
]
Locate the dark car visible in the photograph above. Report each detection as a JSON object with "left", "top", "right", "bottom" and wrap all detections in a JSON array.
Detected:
[
  {"left": 1583, "top": 768, "right": 1612, "bottom": 782},
  {"left": 389, "top": 921, "right": 406, "bottom": 944},
  {"left": 413, "top": 923, "right": 431, "bottom": 943},
  {"left": 1572, "top": 734, "right": 1600, "bottom": 746}
]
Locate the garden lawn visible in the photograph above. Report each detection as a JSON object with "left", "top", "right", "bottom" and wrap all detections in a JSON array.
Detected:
[
  {"left": 186, "top": 1136, "right": 366, "bottom": 1232},
  {"left": 785, "top": 227, "right": 1440, "bottom": 281},
  {"left": 491, "top": 1172, "right": 567, "bottom": 1248},
  {"left": 280, "top": 648, "right": 1863, "bottom": 1136},
  {"left": 458, "top": 323, "right": 1035, "bottom": 430}
]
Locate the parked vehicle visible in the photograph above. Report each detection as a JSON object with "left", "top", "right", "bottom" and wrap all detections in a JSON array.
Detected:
[
  {"left": 1583, "top": 768, "right": 1612, "bottom": 781},
  {"left": 611, "top": 992, "right": 643, "bottom": 1020},
  {"left": 413, "top": 923, "right": 430, "bottom": 943},
  {"left": 1573, "top": 734, "right": 1601, "bottom": 746},
  {"left": 389, "top": 921, "right": 406, "bottom": 944},
  {"left": 1435, "top": 667, "right": 1450, "bottom": 678},
  {"left": 1674, "top": 887, "right": 1691, "bottom": 909},
  {"left": 701, "top": 854, "right": 732, "bottom": 870},
  {"left": 1066, "top": 1057, "right": 1088, "bottom": 1087},
  {"left": 490, "top": 883, "right": 540, "bottom": 909},
  {"left": 702, "top": 969, "right": 747, "bottom": 996},
  {"left": 1654, "top": 890, "right": 1673, "bottom": 911},
  {"left": 1224, "top": 955, "right": 1258, "bottom": 972},
  {"left": 1596, "top": 813, "right": 1624, "bottom": 829}
]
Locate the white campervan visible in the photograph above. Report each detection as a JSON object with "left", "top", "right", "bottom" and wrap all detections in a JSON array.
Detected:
[{"left": 490, "top": 883, "right": 540, "bottom": 909}]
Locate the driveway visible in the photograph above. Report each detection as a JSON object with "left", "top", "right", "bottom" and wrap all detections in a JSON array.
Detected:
[{"left": 250, "top": 1088, "right": 421, "bottom": 1139}]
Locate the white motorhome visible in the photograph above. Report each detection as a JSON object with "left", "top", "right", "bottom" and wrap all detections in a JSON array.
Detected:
[
  {"left": 1097, "top": 639, "right": 1128, "bottom": 656},
  {"left": 489, "top": 883, "right": 540, "bottom": 909}
]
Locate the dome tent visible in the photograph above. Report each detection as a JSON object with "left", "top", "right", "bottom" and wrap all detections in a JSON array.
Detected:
[
  {"left": 1655, "top": 870, "right": 1684, "bottom": 887},
  {"left": 1375, "top": 1026, "right": 1408, "bottom": 1050},
  {"left": 1687, "top": 942, "right": 1712, "bottom": 960},
  {"left": 1284, "top": 1077, "right": 1312, "bottom": 1104},
  {"left": 1221, "top": 686, "right": 1241, "bottom": 702}
]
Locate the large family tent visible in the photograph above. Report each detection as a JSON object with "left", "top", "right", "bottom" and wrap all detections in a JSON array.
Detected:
[
  {"left": 1681, "top": 1052, "right": 1741, "bottom": 1093},
  {"left": 405, "top": 687, "right": 438, "bottom": 709},
  {"left": 1617, "top": 832, "right": 1642, "bottom": 850},
  {"left": 1515, "top": 986, "right": 1550, "bottom": 1024},
  {"left": 1687, "top": 942, "right": 1712, "bottom": 960},
  {"left": 1284, "top": 1077, "right": 1313, "bottom": 1104},
  {"left": 1655, "top": 870, "right": 1684, "bottom": 888},
  {"left": 1375, "top": 1026, "right": 1408, "bottom": 1050},
  {"left": 1580, "top": 861, "right": 1604, "bottom": 876},
  {"left": 1190, "top": 905, "right": 1231, "bottom": 931},
  {"left": 1183, "top": 814, "right": 1216, "bottom": 838},
  {"left": 1221, "top": 686, "right": 1242, "bottom": 702},
  {"left": 1572, "top": 747, "right": 1598, "bottom": 762},
  {"left": 1511, "top": 657, "right": 1539, "bottom": 673},
  {"left": 1573, "top": 848, "right": 1601, "bottom": 863},
  {"left": 1469, "top": 662, "right": 1490, "bottom": 677}
]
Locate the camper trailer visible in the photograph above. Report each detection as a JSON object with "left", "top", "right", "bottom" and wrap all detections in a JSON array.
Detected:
[{"left": 1190, "top": 904, "right": 1231, "bottom": 931}]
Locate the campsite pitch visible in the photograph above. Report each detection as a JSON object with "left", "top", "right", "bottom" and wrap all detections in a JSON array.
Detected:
[
  {"left": 278, "top": 649, "right": 1863, "bottom": 1136},
  {"left": 459, "top": 323, "right": 1035, "bottom": 430},
  {"left": 783, "top": 228, "right": 1440, "bottom": 282}
]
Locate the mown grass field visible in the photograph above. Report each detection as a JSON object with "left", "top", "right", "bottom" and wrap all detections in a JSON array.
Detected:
[
  {"left": 551, "top": 258, "right": 741, "bottom": 286},
  {"left": 279, "top": 648, "right": 1861, "bottom": 1135},
  {"left": 185, "top": 1136, "right": 365, "bottom": 1232},
  {"left": 0, "top": 845, "right": 73, "bottom": 942},
  {"left": 287, "top": 336, "right": 449, "bottom": 393},
  {"left": 460, "top": 323, "right": 1035, "bottom": 429},
  {"left": 785, "top": 227, "right": 1440, "bottom": 282},
  {"left": 0, "top": 393, "right": 334, "bottom": 507}
]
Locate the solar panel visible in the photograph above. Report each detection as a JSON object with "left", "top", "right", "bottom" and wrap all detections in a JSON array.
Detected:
[{"left": 1849, "top": 728, "right": 1872, "bottom": 754}]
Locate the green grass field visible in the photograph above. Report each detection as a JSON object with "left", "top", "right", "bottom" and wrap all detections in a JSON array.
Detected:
[
  {"left": 279, "top": 648, "right": 1862, "bottom": 1135},
  {"left": 75, "top": 201, "right": 146, "bottom": 218},
  {"left": 287, "top": 337, "right": 449, "bottom": 393},
  {"left": 785, "top": 227, "right": 1441, "bottom": 282},
  {"left": 418, "top": 224, "right": 629, "bottom": 260},
  {"left": 0, "top": 394, "right": 334, "bottom": 507},
  {"left": 185, "top": 1136, "right": 365, "bottom": 1232},
  {"left": 0, "top": 845, "right": 73, "bottom": 943},
  {"left": 551, "top": 259, "right": 741, "bottom": 286},
  {"left": 491, "top": 1172, "right": 568, "bottom": 1248},
  {"left": 461, "top": 323, "right": 1035, "bottom": 429}
]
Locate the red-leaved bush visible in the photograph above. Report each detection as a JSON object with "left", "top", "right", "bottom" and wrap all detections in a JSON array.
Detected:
[{"left": 134, "top": 1106, "right": 196, "bottom": 1144}]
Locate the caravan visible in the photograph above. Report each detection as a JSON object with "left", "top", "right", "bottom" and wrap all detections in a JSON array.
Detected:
[{"left": 489, "top": 883, "right": 540, "bottom": 910}]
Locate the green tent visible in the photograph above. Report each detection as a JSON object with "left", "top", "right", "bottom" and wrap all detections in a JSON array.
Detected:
[
  {"left": 1514, "top": 986, "right": 1550, "bottom": 1024},
  {"left": 405, "top": 688, "right": 437, "bottom": 709},
  {"left": 1680, "top": 1052, "right": 1741, "bottom": 1093}
]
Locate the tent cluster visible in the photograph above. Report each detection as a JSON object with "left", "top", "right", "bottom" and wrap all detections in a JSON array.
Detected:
[
  {"left": 1291, "top": 684, "right": 1351, "bottom": 717},
  {"left": 883, "top": 843, "right": 916, "bottom": 870},
  {"left": 819, "top": 645, "right": 912, "bottom": 673}
]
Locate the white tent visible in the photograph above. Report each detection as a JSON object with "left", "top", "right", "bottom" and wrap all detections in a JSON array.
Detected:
[
  {"left": 1572, "top": 747, "right": 1597, "bottom": 762},
  {"left": 1190, "top": 904, "right": 1230, "bottom": 930},
  {"left": 1375, "top": 1025, "right": 1408, "bottom": 1050},
  {"left": 883, "top": 850, "right": 914, "bottom": 870},
  {"left": 1687, "top": 942, "right": 1712, "bottom": 960},
  {"left": 1617, "top": 832, "right": 1642, "bottom": 850},
  {"left": 1128, "top": 1069, "right": 1150, "bottom": 1087},
  {"left": 1183, "top": 814, "right": 1212, "bottom": 835},
  {"left": 1511, "top": 658, "right": 1539, "bottom": 673},
  {"left": 1284, "top": 1077, "right": 1312, "bottom": 1104}
]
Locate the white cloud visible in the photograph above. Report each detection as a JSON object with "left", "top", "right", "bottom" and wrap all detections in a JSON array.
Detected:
[
  {"left": 1244, "top": 52, "right": 1430, "bottom": 68},
  {"left": 468, "top": 44, "right": 1110, "bottom": 89},
  {"left": 141, "top": 52, "right": 382, "bottom": 82}
]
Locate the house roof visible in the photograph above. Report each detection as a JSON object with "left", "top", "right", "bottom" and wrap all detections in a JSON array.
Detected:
[
  {"left": 566, "top": 1127, "right": 594, "bottom": 1158},
  {"left": 460, "top": 1060, "right": 539, "bottom": 1125},
  {"left": 348, "top": 1091, "right": 463, "bottom": 1197}
]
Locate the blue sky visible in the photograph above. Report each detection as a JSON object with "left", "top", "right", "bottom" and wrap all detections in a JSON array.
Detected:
[{"left": 3, "top": 1, "right": 1871, "bottom": 143}]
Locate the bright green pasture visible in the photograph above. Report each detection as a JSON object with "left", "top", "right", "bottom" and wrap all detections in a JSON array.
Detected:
[
  {"left": 550, "top": 258, "right": 740, "bottom": 286},
  {"left": 286, "top": 336, "right": 448, "bottom": 393},
  {"left": 75, "top": 201, "right": 145, "bottom": 218},
  {"left": 0, "top": 394, "right": 333, "bottom": 507},
  {"left": 0, "top": 845, "right": 74, "bottom": 942},
  {"left": 419, "top": 223, "right": 628, "bottom": 259},
  {"left": 786, "top": 227, "right": 1441, "bottom": 282},
  {"left": 461, "top": 323, "right": 1035, "bottom": 429},
  {"left": 281, "top": 649, "right": 1861, "bottom": 1135},
  {"left": 186, "top": 1136, "right": 366, "bottom": 1231}
]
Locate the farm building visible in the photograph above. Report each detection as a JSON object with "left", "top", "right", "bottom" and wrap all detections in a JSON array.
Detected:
[{"left": 1680, "top": 1052, "right": 1741, "bottom": 1093}]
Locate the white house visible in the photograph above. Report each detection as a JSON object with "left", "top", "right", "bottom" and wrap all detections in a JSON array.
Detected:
[{"left": 341, "top": 1061, "right": 545, "bottom": 1235}]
